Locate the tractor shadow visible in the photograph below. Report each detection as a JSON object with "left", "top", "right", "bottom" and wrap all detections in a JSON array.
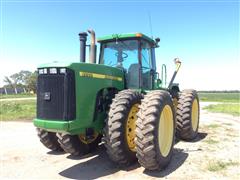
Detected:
[
  {"left": 192, "top": 132, "right": 208, "bottom": 142},
  {"left": 59, "top": 133, "right": 207, "bottom": 179},
  {"left": 47, "top": 150, "right": 66, "bottom": 155},
  {"left": 144, "top": 148, "right": 188, "bottom": 177},
  {"left": 175, "top": 132, "right": 208, "bottom": 144},
  {"left": 59, "top": 145, "right": 140, "bottom": 179},
  {"left": 145, "top": 132, "right": 207, "bottom": 178}
]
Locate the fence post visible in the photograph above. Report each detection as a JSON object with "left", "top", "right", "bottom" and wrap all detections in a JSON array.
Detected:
[{"left": 4, "top": 88, "right": 8, "bottom": 95}]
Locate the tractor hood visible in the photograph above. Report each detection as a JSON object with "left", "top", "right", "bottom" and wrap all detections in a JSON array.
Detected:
[
  {"left": 38, "top": 62, "right": 124, "bottom": 83},
  {"left": 35, "top": 62, "right": 125, "bottom": 134}
]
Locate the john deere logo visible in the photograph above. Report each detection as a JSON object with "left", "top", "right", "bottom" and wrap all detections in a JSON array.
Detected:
[{"left": 80, "top": 72, "right": 93, "bottom": 78}]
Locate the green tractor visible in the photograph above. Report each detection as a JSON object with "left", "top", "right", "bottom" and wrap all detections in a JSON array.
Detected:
[{"left": 34, "top": 30, "right": 200, "bottom": 170}]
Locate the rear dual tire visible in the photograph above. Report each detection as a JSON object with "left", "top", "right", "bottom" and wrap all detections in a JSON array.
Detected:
[
  {"left": 103, "top": 89, "right": 143, "bottom": 166},
  {"left": 104, "top": 90, "right": 176, "bottom": 170},
  {"left": 135, "top": 90, "right": 175, "bottom": 170},
  {"left": 176, "top": 89, "right": 200, "bottom": 141}
]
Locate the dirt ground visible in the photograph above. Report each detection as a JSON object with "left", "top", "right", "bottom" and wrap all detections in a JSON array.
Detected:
[{"left": 0, "top": 102, "right": 239, "bottom": 179}]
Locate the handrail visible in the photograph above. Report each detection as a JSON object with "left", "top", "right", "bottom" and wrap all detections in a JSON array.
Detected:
[{"left": 161, "top": 64, "right": 167, "bottom": 88}]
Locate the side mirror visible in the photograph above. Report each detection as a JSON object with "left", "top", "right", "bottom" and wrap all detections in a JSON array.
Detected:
[
  {"left": 155, "top": 38, "right": 160, "bottom": 43},
  {"left": 155, "top": 38, "right": 160, "bottom": 47},
  {"left": 150, "top": 69, "right": 155, "bottom": 75}
]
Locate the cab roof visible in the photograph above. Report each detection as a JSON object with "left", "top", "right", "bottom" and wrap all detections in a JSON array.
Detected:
[{"left": 97, "top": 33, "right": 155, "bottom": 44}]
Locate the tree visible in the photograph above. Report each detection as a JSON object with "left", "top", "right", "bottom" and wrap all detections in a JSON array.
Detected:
[
  {"left": 10, "top": 70, "right": 32, "bottom": 86},
  {"left": 26, "top": 71, "right": 37, "bottom": 93},
  {"left": 3, "top": 70, "right": 37, "bottom": 93},
  {"left": 3, "top": 76, "right": 14, "bottom": 88}
]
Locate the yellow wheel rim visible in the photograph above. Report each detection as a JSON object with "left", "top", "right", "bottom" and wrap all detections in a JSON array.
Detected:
[
  {"left": 126, "top": 103, "right": 139, "bottom": 152},
  {"left": 78, "top": 132, "right": 99, "bottom": 144},
  {"left": 158, "top": 105, "right": 174, "bottom": 157},
  {"left": 191, "top": 99, "right": 199, "bottom": 131}
]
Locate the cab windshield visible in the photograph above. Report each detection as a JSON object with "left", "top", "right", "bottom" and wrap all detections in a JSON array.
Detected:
[
  {"left": 99, "top": 39, "right": 153, "bottom": 89},
  {"left": 99, "top": 40, "right": 139, "bottom": 70}
]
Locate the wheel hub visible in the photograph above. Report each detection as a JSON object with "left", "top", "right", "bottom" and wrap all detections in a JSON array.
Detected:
[
  {"left": 126, "top": 103, "right": 139, "bottom": 152},
  {"left": 78, "top": 132, "right": 99, "bottom": 144}
]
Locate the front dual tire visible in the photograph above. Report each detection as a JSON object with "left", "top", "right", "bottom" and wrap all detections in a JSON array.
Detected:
[
  {"left": 36, "top": 128, "right": 101, "bottom": 156},
  {"left": 36, "top": 128, "right": 63, "bottom": 151},
  {"left": 56, "top": 132, "right": 102, "bottom": 156}
]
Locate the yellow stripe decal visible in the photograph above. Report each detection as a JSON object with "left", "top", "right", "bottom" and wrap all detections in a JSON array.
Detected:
[{"left": 79, "top": 72, "right": 123, "bottom": 81}]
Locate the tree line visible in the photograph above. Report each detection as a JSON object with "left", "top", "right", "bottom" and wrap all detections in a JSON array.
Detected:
[
  {"left": 3, "top": 70, "right": 37, "bottom": 93},
  {"left": 198, "top": 90, "right": 240, "bottom": 93}
]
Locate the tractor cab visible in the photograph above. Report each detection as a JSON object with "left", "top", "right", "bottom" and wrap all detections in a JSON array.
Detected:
[{"left": 98, "top": 33, "right": 160, "bottom": 90}]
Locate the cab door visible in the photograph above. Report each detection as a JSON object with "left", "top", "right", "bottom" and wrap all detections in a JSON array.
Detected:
[{"left": 140, "top": 40, "right": 154, "bottom": 90}]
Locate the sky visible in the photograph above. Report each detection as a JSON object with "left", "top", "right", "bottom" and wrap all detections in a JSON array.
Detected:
[{"left": 0, "top": 0, "right": 239, "bottom": 90}]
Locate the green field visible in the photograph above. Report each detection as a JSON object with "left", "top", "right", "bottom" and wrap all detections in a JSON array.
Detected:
[
  {"left": 199, "top": 92, "right": 240, "bottom": 103},
  {"left": 0, "top": 93, "right": 36, "bottom": 99},
  {"left": 203, "top": 103, "right": 240, "bottom": 116},
  {"left": 0, "top": 100, "right": 36, "bottom": 121}
]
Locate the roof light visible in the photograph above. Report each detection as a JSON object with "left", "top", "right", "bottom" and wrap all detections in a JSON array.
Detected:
[
  {"left": 43, "top": 68, "right": 48, "bottom": 74},
  {"left": 49, "top": 68, "right": 57, "bottom": 74},
  {"left": 38, "top": 69, "right": 44, "bottom": 74},
  {"left": 136, "top": 33, "right": 143, "bottom": 37},
  {"left": 60, "top": 68, "right": 66, "bottom": 74}
]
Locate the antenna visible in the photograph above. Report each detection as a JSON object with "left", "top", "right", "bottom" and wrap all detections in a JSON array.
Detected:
[{"left": 148, "top": 12, "right": 153, "bottom": 39}]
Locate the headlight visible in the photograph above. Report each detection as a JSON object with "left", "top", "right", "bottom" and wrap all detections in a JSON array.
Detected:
[
  {"left": 49, "top": 68, "right": 57, "bottom": 74},
  {"left": 38, "top": 69, "right": 44, "bottom": 74},
  {"left": 43, "top": 68, "right": 48, "bottom": 74},
  {"left": 60, "top": 68, "right": 66, "bottom": 74}
]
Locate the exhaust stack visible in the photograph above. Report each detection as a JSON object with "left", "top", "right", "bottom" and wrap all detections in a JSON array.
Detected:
[
  {"left": 78, "top": 32, "right": 88, "bottom": 63},
  {"left": 87, "top": 29, "right": 97, "bottom": 64}
]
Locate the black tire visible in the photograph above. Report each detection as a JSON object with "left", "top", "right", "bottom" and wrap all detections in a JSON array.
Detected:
[
  {"left": 135, "top": 90, "right": 175, "bottom": 170},
  {"left": 37, "top": 128, "right": 62, "bottom": 151},
  {"left": 176, "top": 89, "right": 200, "bottom": 141},
  {"left": 57, "top": 133, "right": 101, "bottom": 156},
  {"left": 103, "top": 89, "right": 143, "bottom": 166}
]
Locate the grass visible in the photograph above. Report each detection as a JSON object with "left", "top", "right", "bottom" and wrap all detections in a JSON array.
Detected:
[
  {"left": 0, "top": 100, "right": 36, "bottom": 121},
  {"left": 199, "top": 92, "right": 240, "bottom": 103},
  {"left": 207, "top": 160, "right": 239, "bottom": 172},
  {"left": 205, "top": 138, "right": 219, "bottom": 144},
  {"left": 203, "top": 103, "right": 240, "bottom": 116},
  {"left": 206, "top": 124, "right": 220, "bottom": 129},
  {"left": 0, "top": 93, "right": 36, "bottom": 99}
]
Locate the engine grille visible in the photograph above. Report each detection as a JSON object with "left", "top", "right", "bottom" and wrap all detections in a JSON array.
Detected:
[{"left": 36, "top": 68, "right": 76, "bottom": 120}]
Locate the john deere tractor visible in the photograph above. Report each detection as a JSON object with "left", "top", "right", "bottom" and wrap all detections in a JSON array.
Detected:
[{"left": 34, "top": 30, "right": 200, "bottom": 170}]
